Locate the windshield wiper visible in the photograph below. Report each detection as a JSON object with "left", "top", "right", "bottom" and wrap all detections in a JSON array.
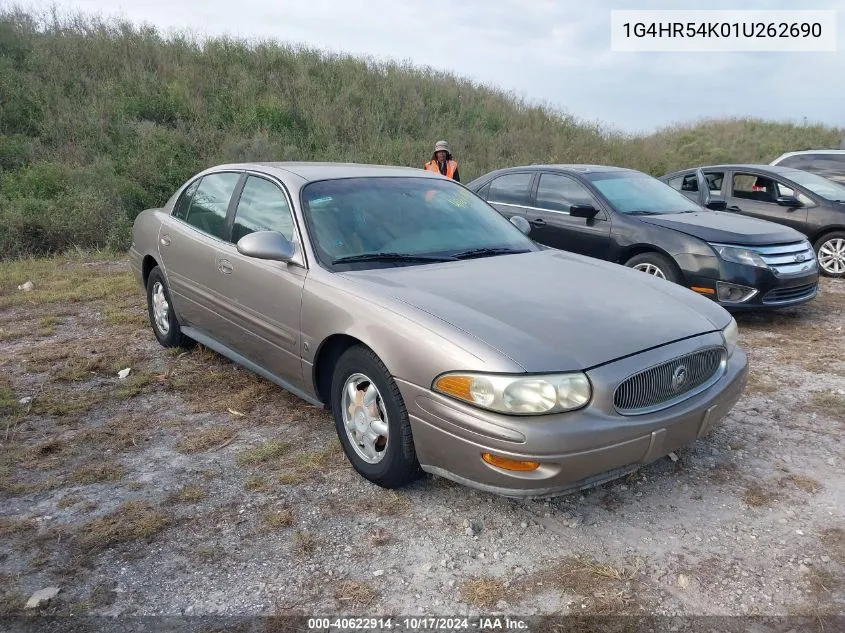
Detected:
[
  {"left": 450, "top": 247, "right": 531, "bottom": 260},
  {"left": 331, "top": 252, "right": 456, "bottom": 265}
]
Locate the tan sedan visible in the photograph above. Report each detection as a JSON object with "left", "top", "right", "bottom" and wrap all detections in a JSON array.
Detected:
[{"left": 129, "top": 162, "right": 748, "bottom": 498}]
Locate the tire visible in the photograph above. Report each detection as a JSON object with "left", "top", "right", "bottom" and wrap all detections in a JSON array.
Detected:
[
  {"left": 813, "top": 231, "right": 845, "bottom": 278},
  {"left": 330, "top": 345, "right": 423, "bottom": 489},
  {"left": 625, "top": 252, "right": 681, "bottom": 284},
  {"left": 146, "top": 266, "right": 191, "bottom": 348}
]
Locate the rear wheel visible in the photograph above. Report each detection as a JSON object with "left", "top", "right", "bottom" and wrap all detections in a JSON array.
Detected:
[
  {"left": 146, "top": 266, "right": 191, "bottom": 348},
  {"left": 814, "top": 232, "right": 845, "bottom": 277},
  {"left": 625, "top": 252, "right": 681, "bottom": 284},
  {"left": 330, "top": 345, "right": 422, "bottom": 489}
]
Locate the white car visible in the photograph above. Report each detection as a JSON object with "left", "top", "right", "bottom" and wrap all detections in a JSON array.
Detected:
[{"left": 770, "top": 149, "right": 845, "bottom": 185}]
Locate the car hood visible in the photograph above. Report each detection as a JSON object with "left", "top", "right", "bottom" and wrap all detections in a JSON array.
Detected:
[
  {"left": 636, "top": 211, "right": 805, "bottom": 245},
  {"left": 339, "top": 250, "right": 730, "bottom": 373}
]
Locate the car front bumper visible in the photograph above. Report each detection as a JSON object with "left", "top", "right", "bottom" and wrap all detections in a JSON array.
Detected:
[
  {"left": 679, "top": 257, "right": 819, "bottom": 309},
  {"left": 401, "top": 332, "right": 748, "bottom": 499}
]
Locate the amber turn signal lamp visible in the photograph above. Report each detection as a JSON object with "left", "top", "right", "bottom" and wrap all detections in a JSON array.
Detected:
[
  {"left": 690, "top": 286, "right": 716, "bottom": 295},
  {"left": 434, "top": 375, "right": 474, "bottom": 402},
  {"left": 481, "top": 453, "right": 541, "bottom": 472}
]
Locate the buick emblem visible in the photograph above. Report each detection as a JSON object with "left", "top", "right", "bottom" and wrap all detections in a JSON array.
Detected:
[
  {"left": 793, "top": 253, "right": 807, "bottom": 263},
  {"left": 671, "top": 365, "right": 688, "bottom": 392}
]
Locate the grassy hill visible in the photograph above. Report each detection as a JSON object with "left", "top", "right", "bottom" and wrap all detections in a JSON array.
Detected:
[{"left": 1, "top": 9, "right": 843, "bottom": 258}]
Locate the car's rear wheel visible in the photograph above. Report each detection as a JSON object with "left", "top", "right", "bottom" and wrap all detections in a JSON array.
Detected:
[
  {"left": 814, "top": 232, "right": 845, "bottom": 277},
  {"left": 625, "top": 252, "right": 681, "bottom": 283},
  {"left": 146, "top": 266, "right": 191, "bottom": 348},
  {"left": 330, "top": 345, "right": 423, "bottom": 489}
]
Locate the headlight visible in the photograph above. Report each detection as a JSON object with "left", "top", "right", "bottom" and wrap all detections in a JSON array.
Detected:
[
  {"left": 710, "top": 244, "right": 767, "bottom": 268},
  {"left": 433, "top": 372, "right": 592, "bottom": 415},
  {"left": 722, "top": 317, "right": 738, "bottom": 357}
]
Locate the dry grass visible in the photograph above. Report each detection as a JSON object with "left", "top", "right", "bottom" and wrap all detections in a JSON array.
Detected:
[
  {"left": 76, "top": 501, "right": 170, "bottom": 553},
  {"left": 810, "top": 392, "right": 845, "bottom": 419},
  {"left": 819, "top": 527, "right": 845, "bottom": 564},
  {"left": 333, "top": 580, "right": 379, "bottom": 608},
  {"left": 264, "top": 508, "right": 294, "bottom": 529},
  {"left": 244, "top": 475, "right": 272, "bottom": 492},
  {"left": 236, "top": 439, "right": 292, "bottom": 467},
  {"left": 779, "top": 474, "right": 822, "bottom": 494},
  {"left": 166, "top": 350, "right": 277, "bottom": 415},
  {"left": 70, "top": 461, "right": 125, "bottom": 485},
  {"left": 742, "top": 482, "right": 782, "bottom": 508},
  {"left": 0, "top": 517, "right": 38, "bottom": 538},
  {"left": 79, "top": 415, "right": 149, "bottom": 452},
  {"left": 292, "top": 530, "right": 317, "bottom": 556},
  {"left": 744, "top": 370, "right": 779, "bottom": 395},
  {"left": 165, "top": 485, "right": 207, "bottom": 504},
  {"left": 371, "top": 528, "right": 391, "bottom": 546},
  {"left": 459, "top": 577, "right": 508, "bottom": 609},
  {"left": 531, "top": 556, "right": 642, "bottom": 614},
  {"left": 175, "top": 427, "right": 237, "bottom": 454}
]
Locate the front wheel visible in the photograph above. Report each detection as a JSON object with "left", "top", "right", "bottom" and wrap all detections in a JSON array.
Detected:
[
  {"left": 330, "top": 345, "right": 423, "bottom": 489},
  {"left": 625, "top": 252, "right": 681, "bottom": 284},
  {"left": 814, "top": 232, "right": 845, "bottom": 277}
]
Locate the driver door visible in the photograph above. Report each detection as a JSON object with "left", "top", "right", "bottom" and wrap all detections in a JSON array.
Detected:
[
  {"left": 526, "top": 172, "right": 611, "bottom": 258},
  {"left": 213, "top": 174, "right": 308, "bottom": 388},
  {"left": 726, "top": 172, "right": 810, "bottom": 232}
]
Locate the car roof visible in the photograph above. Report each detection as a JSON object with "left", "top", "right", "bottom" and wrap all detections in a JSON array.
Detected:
[
  {"left": 772, "top": 149, "right": 845, "bottom": 163},
  {"left": 474, "top": 164, "right": 637, "bottom": 180},
  {"left": 662, "top": 164, "right": 804, "bottom": 178},
  {"left": 205, "top": 161, "right": 440, "bottom": 182}
]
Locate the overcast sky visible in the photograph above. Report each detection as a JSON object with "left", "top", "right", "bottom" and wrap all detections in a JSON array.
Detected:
[{"left": 19, "top": 0, "right": 845, "bottom": 133}]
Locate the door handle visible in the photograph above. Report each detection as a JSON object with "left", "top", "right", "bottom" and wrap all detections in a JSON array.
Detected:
[
  {"left": 530, "top": 218, "right": 546, "bottom": 226},
  {"left": 160, "top": 234, "right": 171, "bottom": 247},
  {"left": 217, "top": 259, "right": 233, "bottom": 275}
]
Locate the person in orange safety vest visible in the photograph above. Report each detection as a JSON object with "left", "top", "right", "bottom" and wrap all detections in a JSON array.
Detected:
[{"left": 424, "top": 140, "right": 460, "bottom": 182}]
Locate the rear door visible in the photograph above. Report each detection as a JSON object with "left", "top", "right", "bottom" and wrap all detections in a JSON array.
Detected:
[
  {"left": 158, "top": 170, "right": 244, "bottom": 338},
  {"left": 524, "top": 172, "right": 611, "bottom": 258},
  {"left": 726, "top": 171, "right": 810, "bottom": 233},
  {"left": 481, "top": 172, "right": 537, "bottom": 221},
  {"left": 212, "top": 174, "right": 308, "bottom": 387}
]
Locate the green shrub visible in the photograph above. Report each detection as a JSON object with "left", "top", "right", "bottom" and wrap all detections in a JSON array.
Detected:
[{"left": 0, "top": 8, "right": 843, "bottom": 259}]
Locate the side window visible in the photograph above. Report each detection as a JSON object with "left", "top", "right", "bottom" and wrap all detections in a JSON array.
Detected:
[
  {"left": 776, "top": 181, "right": 795, "bottom": 197},
  {"left": 232, "top": 176, "right": 295, "bottom": 243},
  {"left": 184, "top": 172, "right": 241, "bottom": 240},
  {"left": 666, "top": 176, "right": 684, "bottom": 191},
  {"left": 679, "top": 172, "right": 723, "bottom": 193},
  {"left": 475, "top": 182, "right": 491, "bottom": 200},
  {"left": 778, "top": 155, "right": 812, "bottom": 170},
  {"left": 535, "top": 173, "right": 595, "bottom": 212},
  {"left": 173, "top": 178, "right": 200, "bottom": 220},
  {"left": 732, "top": 173, "right": 777, "bottom": 203},
  {"left": 487, "top": 173, "right": 534, "bottom": 206}
]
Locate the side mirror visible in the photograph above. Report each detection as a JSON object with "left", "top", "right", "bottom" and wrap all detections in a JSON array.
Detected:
[
  {"left": 236, "top": 230, "right": 296, "bottom": 262},
  {"left": 569, "top": 204, "right": 600, "bottom": 219},
  {"left": 776, "top": 195, "right": 801, "bottom": 207},
  {"left": 705, "top": 196, "right": 727, "bottom": 211},
  {"left": 509, "top": 215, "right": 531, "bottom": 235}
]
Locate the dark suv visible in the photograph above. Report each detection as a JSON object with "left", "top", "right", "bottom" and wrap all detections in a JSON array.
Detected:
[
  {"left": 660, "top": 164, "right": 845, "bottom": 277},
  {"left": 466, "top": 165, "right": 819, "bottom": 310}
]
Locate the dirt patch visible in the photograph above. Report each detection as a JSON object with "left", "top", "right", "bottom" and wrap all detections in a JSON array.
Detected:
[{"left": 0, "top": 256, "right": 843, "bottom": 617}]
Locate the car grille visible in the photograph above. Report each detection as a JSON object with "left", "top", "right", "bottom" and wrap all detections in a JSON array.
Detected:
[
  {"left": 744, "top": 241, "right": 817, "bottom": 276},
  {"left": 613, "top": 346, "right": 726, "bottom": 415},
  {"left": 762, "top": 283, "right": 818, "bottom": 305}
]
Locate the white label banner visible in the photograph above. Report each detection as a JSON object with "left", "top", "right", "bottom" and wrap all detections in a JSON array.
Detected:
[{"left": 611, "top": 10, "right": 838, "bottom": 52}]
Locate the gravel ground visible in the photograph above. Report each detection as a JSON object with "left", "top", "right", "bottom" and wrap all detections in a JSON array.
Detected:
[{"left": 1, "top": 257, "right": 843, "bottom": 624}]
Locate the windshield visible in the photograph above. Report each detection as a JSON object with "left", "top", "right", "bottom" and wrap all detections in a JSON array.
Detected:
[
  {"left": 785, "top": 170, "right": 845, "bottom": 201},
  {"left": 588, "top": 172, "right": 702, "bottom": 215},
  {"left": 301, "top": 177, "right": 537, "bottom": 269}
]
